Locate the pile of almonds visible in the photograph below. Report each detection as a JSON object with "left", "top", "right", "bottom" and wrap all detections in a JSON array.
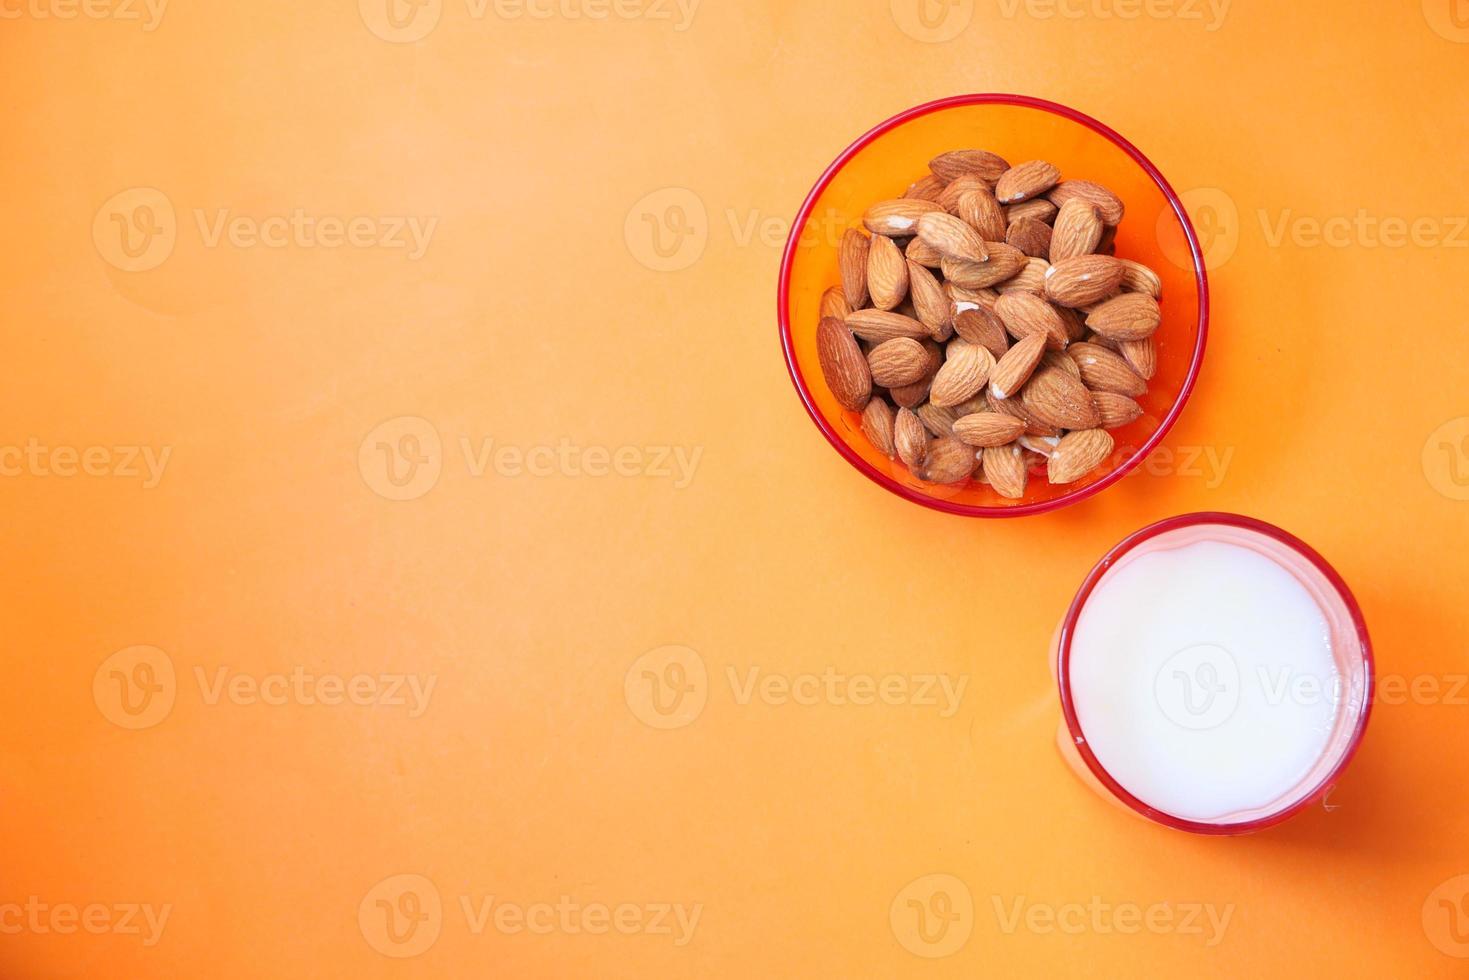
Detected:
[{"left": 815, "top": 148, "right": 1164, "bottom": 499}]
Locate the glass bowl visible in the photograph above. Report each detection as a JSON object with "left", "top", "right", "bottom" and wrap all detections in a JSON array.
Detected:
[{"left": 777, "top": 94, "right": 1209, "bottom": 517}]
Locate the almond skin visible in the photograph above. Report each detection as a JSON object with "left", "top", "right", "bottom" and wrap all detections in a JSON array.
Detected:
[
  {"left": 839, "top": 229, "right": 869, "bottom": 309},
  {"left": 936, "top": 174, "right": 990, "bottom": 215},
  {"left": 915, "top": 401, "right": 959, "bottom": 438},
  {"left": 1086, "top": 292, "right": 1162, "bottom": 341},
  {"left": 1118, "top": 337, "right": 1157, "bottom": 379},
  {"left": 1047, "top": 179, "right": 1124, "bottom": 225},
  {"left": 888, "top": 340, "right": 943, "bottom": 407},
  {"left": 863, "top": 199, "right": 944, "bottom": 237},
  {"left": 982, "top": 443, "right": 1028, "bottom": 499},
  {"left": 988, "top": 387, "right": 1058, "bottom": 437},
  {"left": 894, "top": 407, "right": 927, "bottom": 469},
  {"left": 869, "top": 337, "right": 932, "bottom": 387},
  {"left": 819, "top": 286, "right": 851, "bottom": 321},
  {"left": 930, "top": 149, "right": 1010, "bottom": 183},
  {"left": 940, "top": 244, "right": 1026, "bottom": 290},
  {"left": 1049, "top": 199, "right": 1104, "bottom": 262},
  {"left": 1043, "top": 349, "right": 1081, "bottom": 380},
  {"left": 1006, "top": 199, "right": 1057, "bottom": 225},
  {"left": 952, "top": 307, "right": 1009, "bottom": 359},
  {"left": 995, "top": 292, "right": 1069, "bottom": 350},
  {"left": 845, "top": 309, "right": 929, "bottom": 343},
  {"left": 816, "top": 317, "right": 871, "bottom": 411},
  {"left": 995, "top": 160, "right": 1061, "bottom": 204},
  {"left": 867, "top": 233, "right": 909, "bottom": 311},
  {"left": 907, "top": 260, "right": 952, "bottom": 339},
  {"left": 917, "top": 211, "right": 989, "bottom": 263},
  {"left": 1047, "top": 428, "right": 1115, "bottom": 484},
  {"left": 918, "top": 437, "right": 978, "bottom": 484},
  {"left": 1092, "top": 391, "right": 1144, "bottom": 429},
  {"left": 1043, "top": 255, "right": 1124, "bottom": 308},
  {"left": 988, "top": 331, "right": 1047, "bottom": 400},
  {"left": 1118, "top": 258, "right": 1163, "bottom": 297},
  {"left": 1006, "top": 217, "right": 1052, "bottom": 258},
  {"left": 905, "top": 237, "right": 944, "bottom": 268},
  {"left": 1020, "top": 366, "right": 1101, "bottom": 430},
  {"left": 999, "top": 256, "right": 1049, "bottom": 295},
  {"left": 958, "top": 187, "right": 1007, "bottom": 241},
  {"left": 1069, "top": 342, "right": 1147, "bottom": 396},
  {"left": 860, "top": 397, "right": 897, "bottom": 456},
  {"left": 929, "top": 342, "right": 996, "bottom": 407},
  {"left": 953, "top": 412, "right": 1026, "bottom": 448},
  {"left": 903, "top": 174, "right": 946, "bottom": 202},
  {"left": 947, "top": 282, "right": 999, "bottom": 314}
]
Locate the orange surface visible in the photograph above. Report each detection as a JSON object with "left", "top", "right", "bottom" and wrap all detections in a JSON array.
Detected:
[{"left": 3, "top": 2, "right": 1469, "bottom": 977}]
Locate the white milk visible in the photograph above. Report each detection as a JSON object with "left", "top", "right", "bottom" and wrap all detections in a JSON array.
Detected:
[{"left": 1068, "top": 539, "right": 1341, "bottom": 823}]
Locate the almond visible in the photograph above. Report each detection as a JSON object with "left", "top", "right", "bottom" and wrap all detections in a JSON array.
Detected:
[
  {"left": 1043, "top": 349, "right": 1081, "bottom": 380},
  {"left": 889, "top": 340, "right": 943, "bottom": 407},
  {"left": 1117, "top": 258, "right": 1162, "bottom": 297},
  {"left": 953, "top": 412, "right": 1026, "bottom": 448},
  {"left": 845, "top": 309, "right": 929, "bottom": 343},
  {"left": 1047, "top": 179, "right": 1124, "bottom": 225},
  {"left": 1049, "top": 199, "right": 1104, "bottom": 262},
  {"left": 995, "top": 292, "right": 1069, "bottom": 350},
  {"left": 861, "top": 397, "right": 897, "bottom": 456},
  {"left": 820, "top": 286, "right": 851, "bottom": 321},
  {"left": 936, "top": 174, "right": 990, "bottom": 215},
  {"left": 1069, "top": 342, "right": 1147, "bottom": 396},
  {"left": 953, "top": 307, "right": 1009, "bottom": 359},
  {"left": 1006, "top": 217, "right": 1052, "bottom": 258},
  {"left": 930, "top": 342, "right": 995, "bottom": 407},
  {"left": 1018, "top": 433, "right": 1060, "bottom": 458},
  {"left": 1118, "top": 336, "right": 1157, "bottom": 379},
  {"left": 839, "top": 229, "right": 869, "bottom": 309},
  {"left": 940, "top": 244, "right": 1026, "bottom": 289},
  {"left": 1043, "top": 255, "right": 1124, "bottom": 308},
  {"left": 894, "top": 407, "right": 927, "bottom": 468},
  {"left": 919, "top": 437, "right": 979, "bottom": 484},
  {"left": 930, "top": 149, "right": 1009, "bottom": 183},
  {"left": 867, "top": 338, "right": 930, "bottom": 387},
  {"left": 995, "top": 159, "right": 1060, "bottom": 204},
  {"left": 1092, "top": 391, "right": 1143, "bottom": 429},
  {"left": 1047, "top": 428, "right": 1114, "bottom": 484},
  {"left": 947, "top": 283, "right": 999, "bottom": 314},
  {"left": 907, "top": 260, "right": 952, "bottom": 339},
  {"left": 902, "top": 174, "right": 946, "bottom": 202},
  {"left": 1020, "top": 366, "right": 1101, "bottom": 430},
  {"left": 958, "top": 187, "right": 1007, "bottom": 241},
  {"left": 988, "top": 387, "right": 1058, "bottom": 437},
  {"left": 905, "top": 237, "right": 944, "bottom": 268},
  {"left": 914, "top": 401, "right": 957, "bottom": 437},
  {"left": 1086, "top": 292, "right": 1161, "bottom": 341},
  {"left": 867, "top": 233, "right": 909, "bottom": 310},
  {"left": 981, "top": 443, "right": 1028, "bottom": 499},
  {"left": 999, "top": 256, "right": 1049, "bottom": 295},
  {"left": 917, "top": 211, "right": 989, "bottom": 263},
  {"left": 863, "top": 198, "right": 944, "bottom": 237},
  {"left": 1057, "top": 304, "right": 1087, "bottom": 342},
  {"left": 816, "top": 317, "right": 871, "bottom": 411},
  {"left": 1006, "top": 198, "right": 1057, "bottom": 225},
  {"left": 988, "top": 331, "right": 1047, "bottom": 400}
]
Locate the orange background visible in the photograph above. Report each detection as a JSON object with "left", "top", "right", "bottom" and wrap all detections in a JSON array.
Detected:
[{"left": 4, "top": 1, "right": 1469, "bottom": 977}]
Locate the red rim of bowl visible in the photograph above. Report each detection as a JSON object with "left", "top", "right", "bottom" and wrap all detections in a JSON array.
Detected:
[
  {"left": 776, "top": 93, "right": 1210, "bottom": 517},
  {"left": 1055, "top": 512, "right": 1376, "bottom": 835}
]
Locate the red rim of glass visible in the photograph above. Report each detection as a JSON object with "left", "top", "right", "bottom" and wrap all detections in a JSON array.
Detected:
[
  {"left": 776, "top": 93, "right": 1210, "bottom": 518},
  {"left": 1055, "top": 512, "right": 1376, "bottom": 835}
]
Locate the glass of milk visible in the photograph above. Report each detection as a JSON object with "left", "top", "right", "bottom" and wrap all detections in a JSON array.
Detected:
[{"left": 1054, "top": 512, "right": 1373, "bottom": 834}]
